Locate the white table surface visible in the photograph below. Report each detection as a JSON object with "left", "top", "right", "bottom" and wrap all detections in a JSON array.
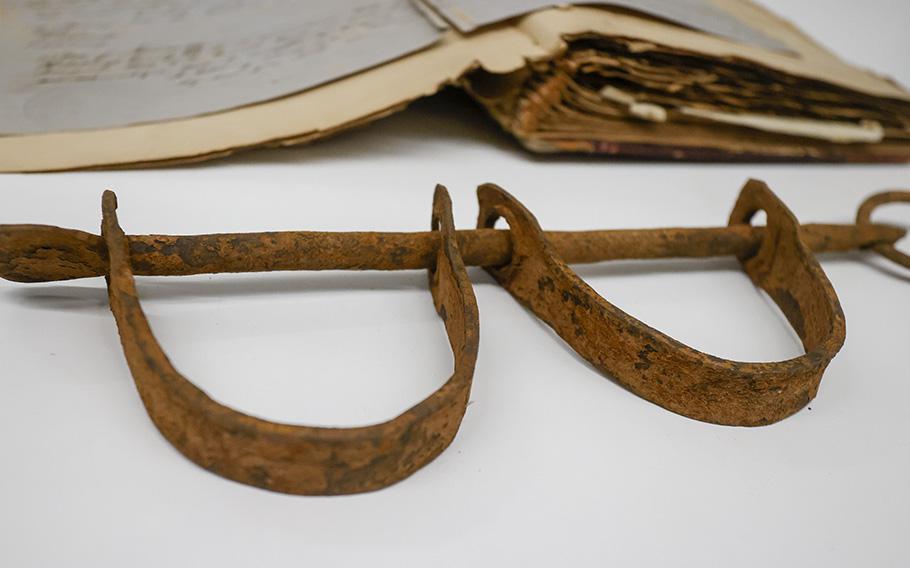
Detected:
[{"left": 2, "top": 2, "right": 908, "bottom": 566}]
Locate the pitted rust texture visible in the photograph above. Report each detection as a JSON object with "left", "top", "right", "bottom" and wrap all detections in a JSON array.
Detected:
[
  {"left": 477, "top": 181, "right": 848, "bottom": 425},
  {"left": 0, "top": 181, "right": 906, "bottom": 494},
  {"left": 100, "top": 186, "right": 478, "bottom": 495},
  {"left": 0, "top": 223, "right": 901, "bottom": 283}
]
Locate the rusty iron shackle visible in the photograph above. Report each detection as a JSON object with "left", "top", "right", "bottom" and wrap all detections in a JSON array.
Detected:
[{"left": 0, "top": 180, "right": 906, "bottom": 495}]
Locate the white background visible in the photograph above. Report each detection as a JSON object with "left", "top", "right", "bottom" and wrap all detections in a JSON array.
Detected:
[{"left": 1, "top": 1, "right": 909, "bottom": 566}]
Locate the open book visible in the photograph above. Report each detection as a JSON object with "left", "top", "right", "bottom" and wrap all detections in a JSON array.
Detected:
[{"left": 1, "top": 0, "right": 908, "bottom": 171}]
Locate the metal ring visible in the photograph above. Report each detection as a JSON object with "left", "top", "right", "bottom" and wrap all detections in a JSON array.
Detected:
[{"left": 856, "top": 191, "right": 910, "bottom": 270}]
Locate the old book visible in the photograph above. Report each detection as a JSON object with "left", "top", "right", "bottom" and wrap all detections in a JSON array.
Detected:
[{"left": 1, "top": 0, "right": 908, "bottom": 171}]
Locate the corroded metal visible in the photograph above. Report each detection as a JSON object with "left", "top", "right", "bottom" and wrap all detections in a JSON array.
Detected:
[
  {"left": 477, "top": 181, "right": 846, "bottom": 426},
  {"left": 101, "top": 186, "right": 479, "bottom": 495},
  {"left": 0, "top": 181, "right": 906, "bottom": 494},
  {"left": 856, "top": 190, "right": 910, "bottom": 269}
]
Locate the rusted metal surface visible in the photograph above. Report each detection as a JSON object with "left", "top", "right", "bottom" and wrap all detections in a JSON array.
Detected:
[
  {"left": 0, "top": 219, "right": 901, "bottom": 283},
  {"left": 477, "top": 181, "right": 847, "bottom": 426},
  {"left": 101, "top": 186, "right": 479, "bottom": 495},
  {"left": 0, "top": 180, "right": 906, "bottom": 494},
  {"left": 856, "top": 190, "right": 910, "bottom": 269}
]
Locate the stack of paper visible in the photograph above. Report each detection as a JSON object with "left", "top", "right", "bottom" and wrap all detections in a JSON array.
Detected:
[{"left": 1, "top": 0, "right": 907, "bottom": 170}]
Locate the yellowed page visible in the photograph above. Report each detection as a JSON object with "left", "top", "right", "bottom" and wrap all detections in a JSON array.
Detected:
[
  {"left": 516, "top": 2, "right": 908, "bottom": 101},
  {"left": 0, "top": 0, "right": 906, "bottom": 172},
  {"left": 0, "top": 28, "right": 546, "bottom": 172}
]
